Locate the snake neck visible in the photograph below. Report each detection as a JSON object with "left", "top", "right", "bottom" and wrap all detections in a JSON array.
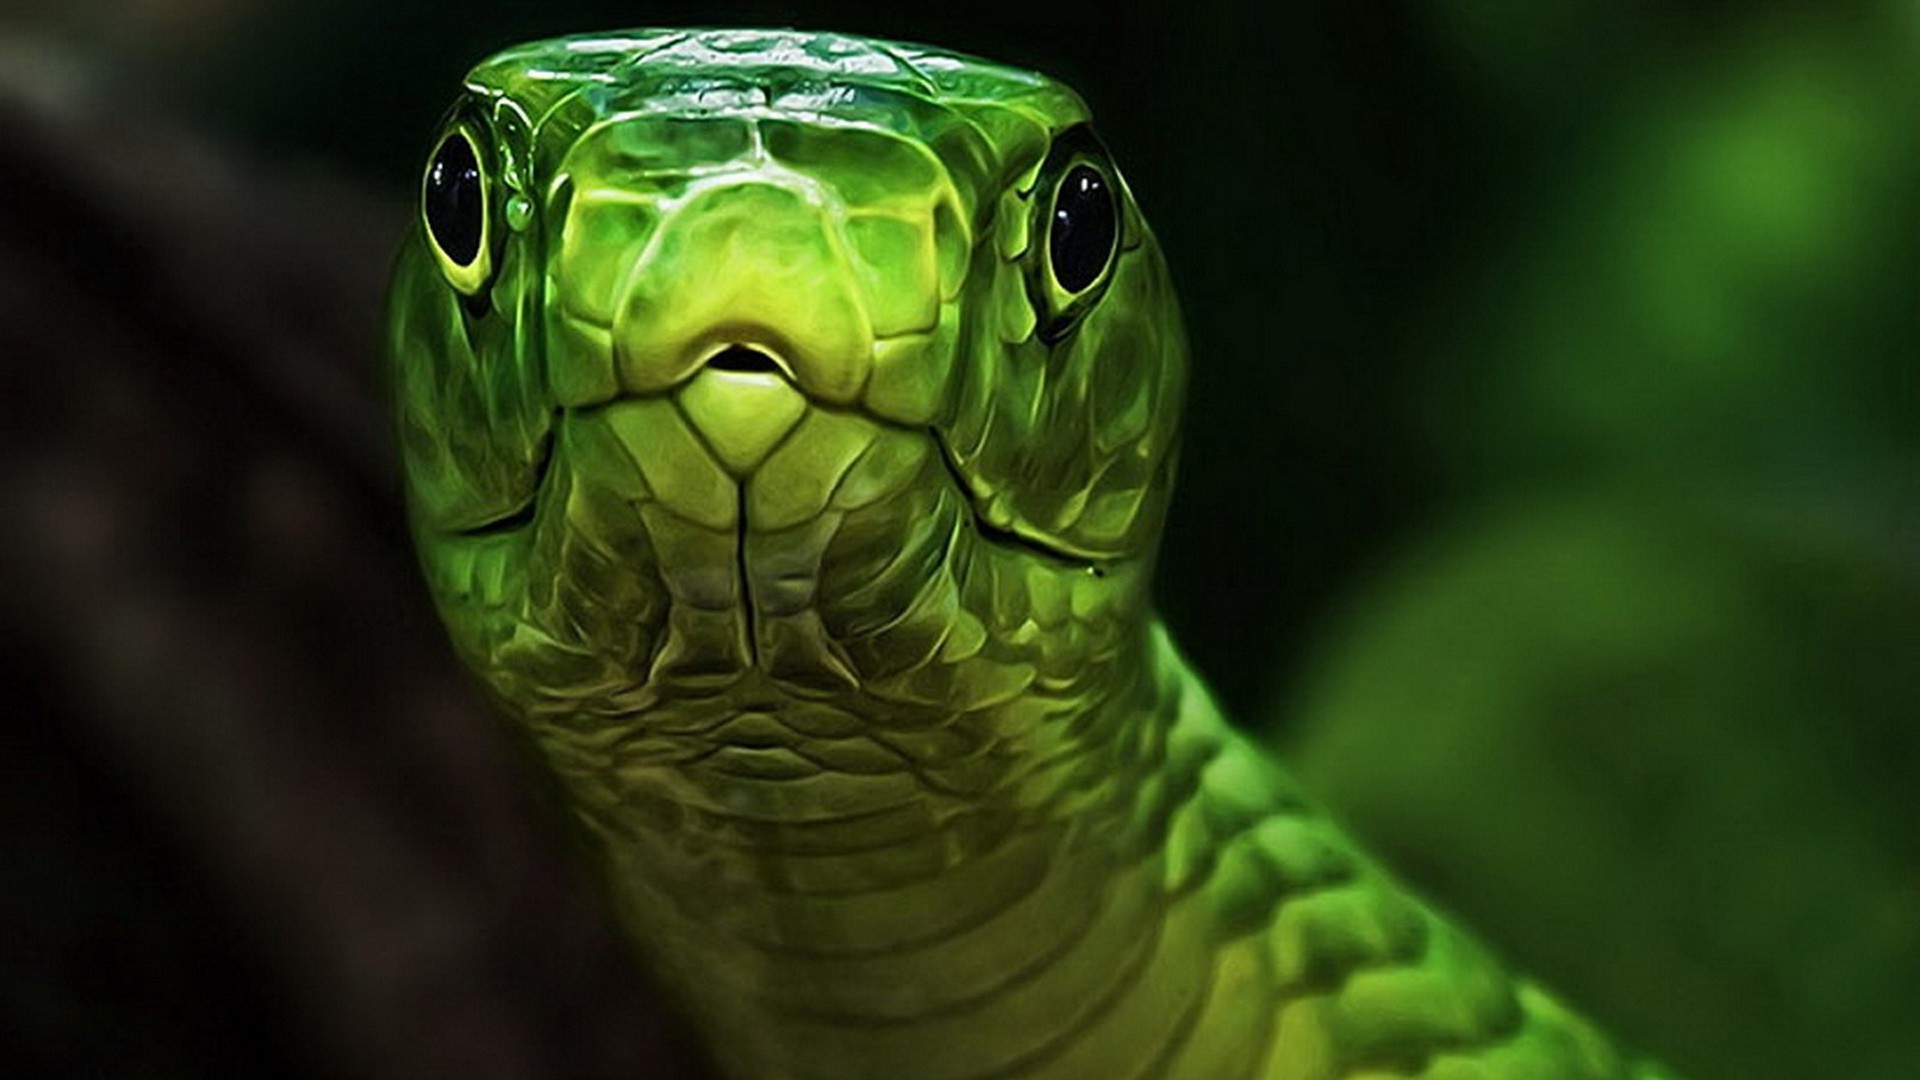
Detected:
[
  {"left": 524, "top": 616, "right": 1652, "bottom": 1080},
  {"left": 520, "top": 616, "right": 1228, "bottom": 1078}
]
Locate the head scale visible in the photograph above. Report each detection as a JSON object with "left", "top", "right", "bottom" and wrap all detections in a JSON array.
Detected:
[{"left": 389, "top": 28, "right": 1188, "bottom": 740}]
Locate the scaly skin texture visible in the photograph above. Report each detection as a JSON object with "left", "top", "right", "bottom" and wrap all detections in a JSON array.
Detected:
[{"left": 388, "top": 28, "right": 1680, "bottom": 1080}]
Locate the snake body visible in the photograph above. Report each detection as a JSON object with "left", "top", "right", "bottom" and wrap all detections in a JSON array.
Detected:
[{"left": 387, "top": 28, "right": 1677, "bottom": 1080}]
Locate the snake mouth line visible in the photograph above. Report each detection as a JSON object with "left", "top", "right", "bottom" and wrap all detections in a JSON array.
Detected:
[
  {"left": 449, "top": 397, "right": 1106, "bottom": 579},
  {"left": 452, "top": 423, "right": 558, "bottom": 538},
  {"left": 926, "top": 430, "right": 1109, "bottom": 576}
]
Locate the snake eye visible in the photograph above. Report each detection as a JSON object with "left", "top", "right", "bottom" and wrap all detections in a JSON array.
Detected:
[
  {"left": 423, "top": 128, "right": 492, "bottom": 296},
  {"left": 1048, "top": 164, "right": 1116, "bottom": 294},
  {"left": 1026, "top": 125, "right": 1123, "bottom": 344}
]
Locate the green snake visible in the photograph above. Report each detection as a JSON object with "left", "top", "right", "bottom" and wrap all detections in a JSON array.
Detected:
[{"left": 386, "top": 28, "right": 1679, "bottom": 1080}]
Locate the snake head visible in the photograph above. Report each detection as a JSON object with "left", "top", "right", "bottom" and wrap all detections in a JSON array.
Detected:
[{"left": 388, "top": 29, "right": 1188, "bottom": 734}]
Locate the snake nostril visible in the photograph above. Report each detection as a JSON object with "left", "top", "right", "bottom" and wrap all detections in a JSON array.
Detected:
[{"left": 705, "top": 345, "right": 781, "bottom": 374}]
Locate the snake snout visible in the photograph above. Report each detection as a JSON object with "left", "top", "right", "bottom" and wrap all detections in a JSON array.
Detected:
[{"left": 600, "top": 179, "right": 876, "bottom": 404}]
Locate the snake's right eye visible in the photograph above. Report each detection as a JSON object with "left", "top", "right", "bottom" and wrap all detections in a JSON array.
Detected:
[{"left": 423, "top": 128, "right": 492, "bottom": 296}]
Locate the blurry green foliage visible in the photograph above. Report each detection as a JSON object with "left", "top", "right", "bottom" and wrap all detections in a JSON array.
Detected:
[
  {"left": 1285, "top": 495, "right": 1920, "bottom": 1079},
  {"left": 1279, "top": 3, "right": 1918, "bottom": 1079},
  {"left": 1413, "top": 13, "right": 1916, "bottom": 486}
]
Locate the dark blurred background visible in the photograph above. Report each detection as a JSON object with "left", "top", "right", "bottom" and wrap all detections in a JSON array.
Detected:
[{"left": 0, "top": 2, "right": 1913, "bottom": 1078}]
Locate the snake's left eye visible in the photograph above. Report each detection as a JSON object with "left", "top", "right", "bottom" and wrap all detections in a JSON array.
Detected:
[
  {"left": 1048, "top": 165, "right": 1116, "bottom": 294},
  {"left": 1026, "top": 125, "right": 1123, "bottom": 344},
  {"left": 423, "top": 128, "right": 492, "bottom": 296}
]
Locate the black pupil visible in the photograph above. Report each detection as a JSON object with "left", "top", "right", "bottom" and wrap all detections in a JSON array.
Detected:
[
  {"left": 1049, "top": 164, "right": 1116, "bottom": 293},
  {"left": 425, "top": 133, "right": 483, "bottom": 267}
]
